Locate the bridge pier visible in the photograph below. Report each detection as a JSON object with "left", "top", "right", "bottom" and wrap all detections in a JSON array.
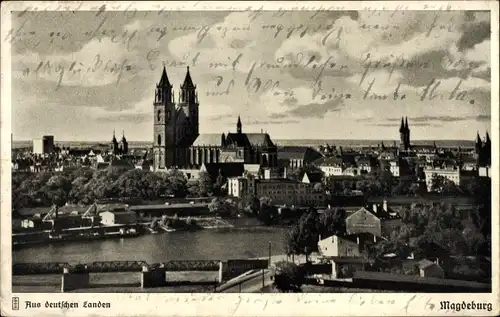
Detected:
[
  {"left": 141, "top": 264, "right": 166, "bottom": 288},
  {"left": 218, "top": 261, "right": 228, "bottom": 284},
  {"left": 61, "top": 267, "right": 89, "bottom": 292}
]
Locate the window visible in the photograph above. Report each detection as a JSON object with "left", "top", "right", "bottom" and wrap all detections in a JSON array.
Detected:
[
  {"left": 157, "top": 134, "right": 162, "bottom": 146},
  {"left": 157, "top": 110, "right": 161, "bottom": 122}
]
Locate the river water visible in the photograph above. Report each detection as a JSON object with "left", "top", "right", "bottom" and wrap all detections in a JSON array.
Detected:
[{"left": 12, "top": 227, "right": 287, "bottom": 264}]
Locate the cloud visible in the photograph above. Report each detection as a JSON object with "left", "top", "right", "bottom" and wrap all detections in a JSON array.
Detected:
[
  {"left": 385, "top": 114, "right": 490, "bottom": 123},
  {"left": 457, "top": 21, "right": 490, "bottom": 51},
  {"left": 14, "top": 37, "right": 140, "bottom": 88},
  {"left": 371, "top": 122, "right": 438, "bottom": 127},
  {"left": 287, "top": 99, "right": 344, "bottom": 118},
  {"left": 10, "top": 10, "right": 491, "bottom": 141}
]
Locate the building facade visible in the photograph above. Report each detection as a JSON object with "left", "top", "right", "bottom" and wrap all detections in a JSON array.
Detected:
[
  {"left": 33, "top": 135, "right": 55, "bottom": 154},
  {"left": 151, "top": 67, "right": 278, "bottom": 172},
  {"left": 317, "top": 234, "right": 361, "bottom": 257},
  {"left": 345, "top": 202, "right": 401, "bottom": 238},
  {"left": 423, "top": 165, "right": 461, "bottom": 192},
  {"left": 153, "top": 66, "right": 199, "bottom": 170},
  {"left": 227, "top": 177, "right": 325, "bottom": 207}
]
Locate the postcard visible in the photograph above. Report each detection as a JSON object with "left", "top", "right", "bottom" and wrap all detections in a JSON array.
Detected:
[{"left": 1, "top": 1, "right": 498, "bottom": 316}]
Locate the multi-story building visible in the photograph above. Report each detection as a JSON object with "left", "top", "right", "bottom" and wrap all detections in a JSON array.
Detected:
[
  {"left": 277, "top": 146, "right": 323, "bottom": 169},
  {"left": 345, "top": 201, "right": 401, "bottom": 238},
  {"left": 153, "top": 66, "right": 200, "bottom": 170},
  {"left": 318, "top": 234, "right": 361, "bottom": 257},
  {"left": 152, "top": 67, "right": 279, "bottom": 172},
  {"left": 423, "top": 164, "right": 461, "bottom": 192},
  {"left": 317, "top": 155, "right": 344, "bottom": 177},
  {"left": 33, "top": 135, "right": 54, "bottom": 154},
  {"left": 227, "top": 177, "right": 325, "bottom": 207},
  {"left": 389, "top": 160, "right": 400, "bottom": 177}
]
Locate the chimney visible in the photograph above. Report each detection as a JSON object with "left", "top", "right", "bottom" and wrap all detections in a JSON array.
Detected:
[
  {"left": 383, "top": 200, "right": 388, "bottom": 212},
  {"left": 372, "top": 204, "right": 377, "bottom": 213}
]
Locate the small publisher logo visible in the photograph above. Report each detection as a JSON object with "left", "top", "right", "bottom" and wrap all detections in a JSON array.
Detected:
[{"left": 12, "top": 297, "right": 19, "bottom": 310}]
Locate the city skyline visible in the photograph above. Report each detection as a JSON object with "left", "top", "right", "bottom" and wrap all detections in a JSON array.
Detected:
[{"left": 11, "top": 10, "right": 491, "bottom": 141}]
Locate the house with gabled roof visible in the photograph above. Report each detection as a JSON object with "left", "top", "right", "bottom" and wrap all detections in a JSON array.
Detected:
[{"left": 345, "top": 200, "right": 402, "bottom": 238}]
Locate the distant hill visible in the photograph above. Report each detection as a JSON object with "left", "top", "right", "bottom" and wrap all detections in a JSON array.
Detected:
[{"left": 12, "top": 139, "right": 474, "bottom": 150}]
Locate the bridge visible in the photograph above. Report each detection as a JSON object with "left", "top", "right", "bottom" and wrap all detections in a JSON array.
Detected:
[
  {"left": 12, "top": 260, "right": 221, "bottom": 275},
  {"left": 12, "top": 259, "right": 269, "bottom": 292}
]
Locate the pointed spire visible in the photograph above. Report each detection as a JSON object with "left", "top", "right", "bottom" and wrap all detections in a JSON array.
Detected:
[
  {"left": 405, "top": 117, "right": 409, "bottom": 130},
  {"left": 237, "top": 115, "right": 242, "bottom": 134},
  {"left": 112, "top": 129, "right": 117, "bottom": 142},
  {"left": 121, "top": 130, "right": 126, "bottom": 142},
  {"left": 476, "top": 131, "right": 482, "bottom": 143},
  {"left": 181, "top": 66, "right": 195, "bottom": 89},
  {"left": 486, "top": 131, "right": 491, "bottom": 144},
  {"left": 399, "top": 117, "right": 405, "bottom": 132},
  {"left": 159, "top": 66, "right": 171, "bottom": 87}
]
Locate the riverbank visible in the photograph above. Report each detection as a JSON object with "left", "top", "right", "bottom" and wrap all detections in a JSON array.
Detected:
[{"left": 12, "top": 216, "right": 270, "bottom": 249}]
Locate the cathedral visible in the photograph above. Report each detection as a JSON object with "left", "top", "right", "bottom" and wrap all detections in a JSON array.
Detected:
[
  {"left": 399, "top": 116, "right": 411, "bottom": 151},
  {"left": 152, "top": 67, "right": 278, "bottom": 171},
  {"left": 475, "top": 132, "right": 491, "bottom": 167},
  {"left": 153, "top": 66, "right": 200, "bottom": 169},
  {"left": 109, "top": 130, "right": 129, "bottom": 155}
]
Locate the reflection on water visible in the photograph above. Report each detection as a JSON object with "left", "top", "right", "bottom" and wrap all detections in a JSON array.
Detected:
[{"left": 13, "top": 227, "right": 287, "bottom": 264}]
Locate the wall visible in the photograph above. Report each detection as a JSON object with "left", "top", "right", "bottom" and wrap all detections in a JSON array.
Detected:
[
  {"left": 61, "top": 272, "right": 89, "bottom": 292},
  {"left": 318, "top": 236, "right": 360, "bottom": 257},
  {"left": 345, "top": 208, "right": 381, "bottom": 237},
  {"left": 219, "top": 259, "right": 268, "bottom": 283},
  {"left": 420, "top": 265, "right": 445, "bottom": 278}
]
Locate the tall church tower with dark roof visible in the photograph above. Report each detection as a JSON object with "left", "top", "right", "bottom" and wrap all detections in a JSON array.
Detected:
[
  {"left": 237, "top": 115, "right": 242, "bottom": 134},
  {"left": 110, "top": 130, "right": 119, "bottom": 155},
  {"left": 153, "top": 66, "right": 199, "bottom": 170},
  {"left": 399, "top": 117, "right": 406, "bottom": 150},
  {"left": 153, "top": 66, "right": 176, "bottom": 169},
  {"left": 404, "top": 117, "right": 411, "bottom": 150},
  {"left": 398, "top": 117, "right": 411, "bottom": 151}
]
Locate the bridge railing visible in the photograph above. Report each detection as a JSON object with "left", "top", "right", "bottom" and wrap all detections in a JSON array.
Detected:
[
  {"left": 86, "top": 261, "right": 148, "bottom": 273},
  {"left": 13, "top": 262, "right": 70, "bottom": 275},
  {"left": 12, "top": 260, "right": 222, "bottom": 275}
]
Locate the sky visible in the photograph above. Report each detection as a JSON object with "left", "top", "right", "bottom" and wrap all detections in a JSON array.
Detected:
[{"left": 10, "top": 9, "right": 491, "bottom": 141}]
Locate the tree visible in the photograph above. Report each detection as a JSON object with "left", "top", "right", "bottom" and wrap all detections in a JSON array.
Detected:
[
  {"left": 245, "top": 195, "right": 260, "bottom": 215},
  {"left": 198, "top": 171, "right": 214, "bottom": 197},
  {"left": 285, "top": 208, "right": 320, "bottom": 261},
  {"left": 165, "top": 169, "right": 188, "bottom": 197},
  {"left": 313, "top": 182, "right": 324, "bottom": 193},
  {"left": 271, "top": 261, "right": 304, "bottom": 292},
  {"left": 430, "top": 174, "right": 445, "bottom": 193},
  {"left": 214, "top": 171, "right": 227, "bottom": 196},
  {"left": 258, "top": 196, "right": 278, "bottom": 225},
  {"left": 318, "top": 208, "right": 346, "bottom": 237}
]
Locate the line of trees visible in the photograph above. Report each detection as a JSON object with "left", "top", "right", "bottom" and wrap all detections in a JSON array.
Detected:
[{"left": 12, "top": 167, "right": 217, "bottom": 210}]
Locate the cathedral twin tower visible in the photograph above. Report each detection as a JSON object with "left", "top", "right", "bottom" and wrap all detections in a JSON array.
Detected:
[{"left": 153, "top": 66, "right": 199, "bottom": 169}]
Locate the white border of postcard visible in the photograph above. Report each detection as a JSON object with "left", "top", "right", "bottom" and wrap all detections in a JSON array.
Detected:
[{"left": 1, "top": 1, "right": 499, "bottom": 316}]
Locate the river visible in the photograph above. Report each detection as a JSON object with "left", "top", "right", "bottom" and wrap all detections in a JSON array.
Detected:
[{"left": 12, "top": 227, "right": 287, "bottom": 264}]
